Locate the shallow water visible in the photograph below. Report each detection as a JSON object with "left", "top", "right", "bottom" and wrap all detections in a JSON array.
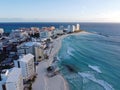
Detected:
[{"left": 57, "top": 33, "right": 120, "bottom": 90}]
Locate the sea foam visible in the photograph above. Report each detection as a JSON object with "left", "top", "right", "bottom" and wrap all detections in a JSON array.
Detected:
[
  {"left": 88, "top": 65, "right": 102, "bottom": 73},
  {"left": 78, "top": 72, "right": 114, "bottom": 90},
  {"left": 67, "top": 47, "right": 75, "bottom": 56}
]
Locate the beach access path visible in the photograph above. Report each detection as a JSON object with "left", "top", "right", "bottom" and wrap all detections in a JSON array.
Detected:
[{"left": 32, "top": 31, "right": 88, "bottom": 90}]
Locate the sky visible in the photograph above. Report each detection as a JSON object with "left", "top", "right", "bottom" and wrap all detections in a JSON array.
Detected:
[{"left": 0, "top": 0, "right": 120, "bottom": 22}]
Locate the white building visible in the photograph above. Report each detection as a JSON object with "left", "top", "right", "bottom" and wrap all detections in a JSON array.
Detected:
[
  {"left": 40, "top": 31, "right": 49, "bottom": 40},
  {"left": 0, "top": 42, "right": 3, "bottom": 50},
  {"left": 67, "top": 25, "right": 75, "bottom": 33},
  {"left": 30, "top": 27, "right": 40, "bottom": 35},
  {"left": 34, "top": 42, "right": 44, "bottom": 61},
  {"left": 0, "top": 67, "right": 23, "bottom": 90},
  {"left": 0, "top": 28, "right": 4, "bottom": 35},
  {"left": 17, "top": 42, "right": 44, "bottom": 61},
  {"left": 72, "top": 25, "right": 76, "bottom": 32},
  {"left": 53, "top": 29, "right": 64, "bottom": 35},
  {"left": 59, "top": 26, "right": 64, "bottom": 30},
  {"left": 17, "top": 42, "right": 34, "bottom": 55},
  {"left": 75, "top": 24, "right": 80, "bottom": 31},
  {"left": 48, "top": 31, "right": 53, "bottom": 37},
  {"left": 9, "top": 30, "right": 29, "bottom": 41},
  {"left": 14, "top": 53, "right": 35, "bottom": 81}
]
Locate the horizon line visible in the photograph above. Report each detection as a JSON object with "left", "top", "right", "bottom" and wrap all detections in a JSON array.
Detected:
[{"left": 0, "top": 21, "right": 120, "bottom": 23}]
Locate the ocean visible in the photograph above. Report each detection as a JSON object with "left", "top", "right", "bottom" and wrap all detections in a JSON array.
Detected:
[
  {"left": 57, "top": 23, "right": 120, "bottom": 90},
  {"left": 0, "top": 22, "right": 120, "bottom": 90}
]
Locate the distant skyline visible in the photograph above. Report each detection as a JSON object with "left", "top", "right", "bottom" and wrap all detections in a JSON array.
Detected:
[{"left": 0, "top": 0, "right": 120, "bottom": 22}]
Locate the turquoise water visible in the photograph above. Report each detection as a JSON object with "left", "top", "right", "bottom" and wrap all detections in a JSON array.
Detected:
[
  {"left": 57, "top": 33, "right": 120, "bottom": 90},
  {"left": 1, "top": 22, "right": 120, "bottom": 90}
]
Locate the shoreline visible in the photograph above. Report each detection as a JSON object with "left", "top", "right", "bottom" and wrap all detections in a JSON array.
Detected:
[
  {"left": 48, "top": 30, "right": 89, "bottom": 66},
  {"left": 48, "top": 31, "right": 89, "bottom": 89},
  {"left": 32, "top": 31, "right": 89, "bottom": 90}
]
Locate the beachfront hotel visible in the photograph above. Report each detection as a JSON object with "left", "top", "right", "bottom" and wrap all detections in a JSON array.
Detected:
[
  {"left": 34, "top": 45, "right": 44, "bottom": 62},
  {"left": 76, "top": 24, "right": 80, "bottom": 31},
  {"left": 17, "top": 41, "right": 44, "bottom": 62},
  {"left": 14, "top": 53, "right": 35, "bottom": 81},
  {"left": 0, "top": 67, "right": 23, "bottom": 90},
  {"left": 0, "top": 28, "right": 4, "bottom": 35},
  {"left": 67, "top": 25, "right": 75, "bottom": 33},
  {"left": 67, "top": 24, "right": 80, "bottom": 33}
]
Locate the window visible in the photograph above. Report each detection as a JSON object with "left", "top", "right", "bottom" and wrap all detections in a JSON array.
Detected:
[
  {"left": 18, "top": 61, "right": 20, "bottom": 68},
  {"left": 2, "top": 84, "right": 6, "bottom": 90}
]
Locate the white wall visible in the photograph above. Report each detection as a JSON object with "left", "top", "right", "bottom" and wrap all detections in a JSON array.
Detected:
[
  {"left": 6, "top": 83, "right": 16, "bottom": 90},
  {"left": 35, "top": 47, "right": 44, "bottom": 61}
]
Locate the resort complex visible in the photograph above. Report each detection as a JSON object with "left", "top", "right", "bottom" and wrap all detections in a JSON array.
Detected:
[{"left": 0, "top": 24, "right": 81, "bottom": 90}]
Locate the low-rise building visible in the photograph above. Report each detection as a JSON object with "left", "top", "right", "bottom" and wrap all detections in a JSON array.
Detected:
[
  {"left": 59, "top": 26, "right": 64, "bottom": 30},
  {"left": 53, "top": 29, "right": 64, "bottom": 35},
  {"left": 17, "top": 42, "right": 35, "bottom": 55},
  {"left": 40, "top": 30, "right": 51, "bottom": 41},
  {"left": 17, "top": 41, "right": 44, "bottom": 61}
]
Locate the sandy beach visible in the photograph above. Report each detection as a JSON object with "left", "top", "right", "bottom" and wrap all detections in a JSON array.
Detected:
[{"left": 32, "top": 31, "right": 88, "bottom": 90}]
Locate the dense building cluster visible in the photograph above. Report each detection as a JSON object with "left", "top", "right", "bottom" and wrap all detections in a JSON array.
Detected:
[{"left": 0, "top": 24, "right": 80, "bottom": 90}]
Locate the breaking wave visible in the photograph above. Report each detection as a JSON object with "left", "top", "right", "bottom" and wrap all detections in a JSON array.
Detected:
[
  {"left": 78, "top": 72, "right": 115, "bottom": 90},
  {"left": 88, "top": 65, "right": 102, "bottom": 73}
]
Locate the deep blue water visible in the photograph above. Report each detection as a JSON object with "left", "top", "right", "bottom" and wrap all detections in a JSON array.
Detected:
[
  {"left": 0, "top": 22, "right": 120, "bottom": 90},
  {"left": 0, "top": 22, "right": 120, "bottom": 36}
]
